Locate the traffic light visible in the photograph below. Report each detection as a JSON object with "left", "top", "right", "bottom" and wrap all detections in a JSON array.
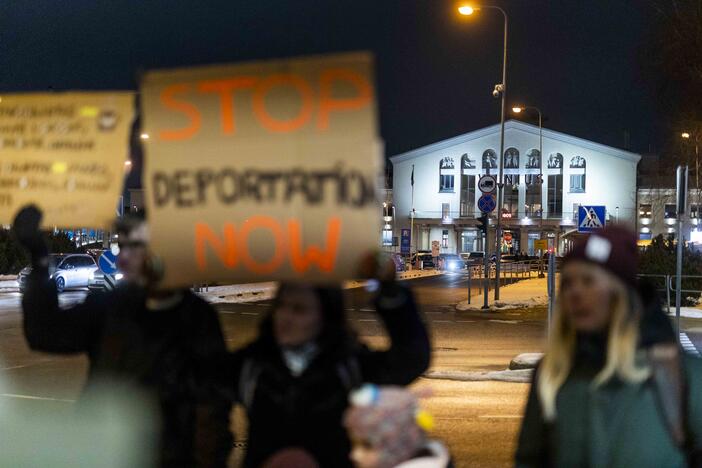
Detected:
[{"left": 477, "top": 213, "right": 489, "bottom": 235}]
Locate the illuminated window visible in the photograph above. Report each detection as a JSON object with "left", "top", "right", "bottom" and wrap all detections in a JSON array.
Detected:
[
  {"left": 439, "top": 157, "right": 455, "bottom": 192},
  {"left": 382, "top": 230, "right": 393, "bottom": 246},
  {"left": 442, "top": 229, "right": 449, "bottom": 248}
]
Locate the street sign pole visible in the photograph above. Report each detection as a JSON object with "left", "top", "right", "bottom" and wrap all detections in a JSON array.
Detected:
[
  {"left": 547, "top": 251, "right": 555, "bottom": 335},
  {"left": 675, "top": 165, "right": 688, "bottom": 340},
  {"left": 483, "top": 231, "right": 489, "bottom": 310}
]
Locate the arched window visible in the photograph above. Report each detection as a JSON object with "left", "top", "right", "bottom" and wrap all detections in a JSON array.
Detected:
[
  {"left": 439, "top": 156, "right": 455, "bottom": 192},
  {"left": 569, "top": 156, "right": 586, "bottom": 192},
  {"left": 525, "top": 149, "right": 541, "bottom": 169},
  {"left": 482, "top": 149, "right": 497, "bottom": 170},
  {"left": 461, "top": 153, "right": 476, "bottom": 169},
  {"left": 547, "top": 152, "right": 563, "bottom": 169},
  {"left": 504, "top": 147, "right": 519, "bottom": 169}
]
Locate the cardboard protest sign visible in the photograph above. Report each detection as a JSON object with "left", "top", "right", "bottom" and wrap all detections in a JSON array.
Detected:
[
  {"left": 141, "top": 52, "right": 381, "bottom": 287},
  {"left": 0, "top": 92, "right": 134, "bottom": 228}
]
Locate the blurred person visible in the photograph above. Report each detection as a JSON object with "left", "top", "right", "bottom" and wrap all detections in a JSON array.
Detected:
[
  {"left": 344, "top": 384, "right": 452, "bottom": 468},
  {"left": 205, "top": 255, "right": 431, "bottom": 467},
  {"left": 515, "top": 227, "right": 702, "bottom": 467},
  {"left": 13, "top": 205, "right": 232, "bottom": 468}
]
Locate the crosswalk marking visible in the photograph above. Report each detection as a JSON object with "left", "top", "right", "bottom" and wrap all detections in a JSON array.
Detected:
[{"left": 680, "top": 333, "right": 701, "bottom": 357}]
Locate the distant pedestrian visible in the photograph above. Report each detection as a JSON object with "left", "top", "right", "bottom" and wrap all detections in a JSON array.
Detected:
[
  {"left": 515, "top": 227, "right": 702, "bottom": 467},
  {"left": 204, "top": 254, "right": 431, "bottom": 467},
  {"left": 14, "top": 205, "right": 232, "bottom": 468},
  {"left": 344, "top": 385, "right": 452, "bottom": 468}
]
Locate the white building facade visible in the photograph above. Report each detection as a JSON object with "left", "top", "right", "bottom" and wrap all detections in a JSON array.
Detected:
[{"left": 390, "top": 120, "right": 641, "bottom": 255}]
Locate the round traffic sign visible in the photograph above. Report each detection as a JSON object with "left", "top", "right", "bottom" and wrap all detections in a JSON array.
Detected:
[
  {"left": 477, "top": 193, "right": 496, "bottom": 213},
  {"left": 99, "top": 250, "right": 118, "bottom": 275},
  {"left": 478, "top": 175, "right": 497, "bottom": 193}
]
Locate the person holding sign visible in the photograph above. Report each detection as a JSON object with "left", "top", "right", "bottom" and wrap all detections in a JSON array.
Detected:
[
  {"left": 202, "top": 255, "right": 431, "bottom": 468},
  {"left": 13, "top": 205, "right": 232, "bottom": 468}
]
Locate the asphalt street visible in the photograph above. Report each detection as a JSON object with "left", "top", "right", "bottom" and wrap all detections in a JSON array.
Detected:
[{"left": 0, "top": 272, "right": 700, "bottom": 467}]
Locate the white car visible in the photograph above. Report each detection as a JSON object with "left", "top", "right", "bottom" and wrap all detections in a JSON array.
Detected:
[{"left": 18, "top": 254, "right": 98, "bottom": 293}]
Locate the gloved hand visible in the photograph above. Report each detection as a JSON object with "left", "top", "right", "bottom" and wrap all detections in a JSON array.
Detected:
[{"left": 12, "top": 205, "right": 48, "bottom": 260}]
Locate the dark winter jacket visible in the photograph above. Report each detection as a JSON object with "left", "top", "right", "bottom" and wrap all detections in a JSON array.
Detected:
[
  {"left": 211, "top": 283, "right": 431, "bottom": 468},
  {"left": 515, "top": 287, "right": 702, "bottom": 468},
  {"left": 22, "top": 265, "right": 232, "bottom": 468}
]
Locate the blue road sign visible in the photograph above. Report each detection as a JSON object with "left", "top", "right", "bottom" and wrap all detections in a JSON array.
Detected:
[
  {"left": 478, "top": 194, "right": 496, "bottom": 213},
  {"left": 401, "top": 229, "right": 411, "bottom": 255},
  {"left": 98, "top": 250, "right": 118, "bottom": 275},
  {"left": 577, "top": 205, "right": 606, "bottom": 233}
]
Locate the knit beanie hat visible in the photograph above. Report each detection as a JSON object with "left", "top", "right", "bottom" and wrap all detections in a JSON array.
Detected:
[
  {"left": 563, "top": 226, "right": 638, "bottom": 286},
  {"left": 343, "top": 386, "right": 426, "bottom": 468}
]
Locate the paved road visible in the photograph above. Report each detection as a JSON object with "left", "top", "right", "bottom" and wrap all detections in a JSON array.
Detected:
[{"left": 0, "top": 273, "right": 700, "bottom": 467}]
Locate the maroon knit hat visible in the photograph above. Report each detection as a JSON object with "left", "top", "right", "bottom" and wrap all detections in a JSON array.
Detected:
[{"left": 563, "top": 226, "right": 639, "bottom": 286}]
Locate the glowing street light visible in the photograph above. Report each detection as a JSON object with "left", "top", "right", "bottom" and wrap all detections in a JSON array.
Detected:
[
  {"left": 458, "top": 5, "right": 475, "bottom": 15},
  {"left": 682, "top": 132, "right": 691, "bottom": 139},
  {"left": 140, "top": 133, "right": 150, "bottom": 140},
  {"left": 511, "top": 106, "right": 523, "bottom": 113}
]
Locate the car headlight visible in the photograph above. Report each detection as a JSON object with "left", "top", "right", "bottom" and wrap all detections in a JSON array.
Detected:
[{"left": 115, "top": 273, "right": 123, "bottom": 281}]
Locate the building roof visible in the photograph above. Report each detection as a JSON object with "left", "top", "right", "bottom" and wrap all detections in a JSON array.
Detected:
[{"left": 389, "top": 120, "right": 642, "bottom": 165}]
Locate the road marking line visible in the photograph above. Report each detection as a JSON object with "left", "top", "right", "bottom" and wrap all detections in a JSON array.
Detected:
[
  {"left": 0, "top": 393, "right": 75, "bottom": 403},
  {"left": 680, "top": 333, "right": 701, "bottom": 356},
  {"left": 359, "top": 308, "right": 374, "bottom": 312},
  {"left": 358, "top": 319, "right": 377, "bottom": 322},
  {"left": 241, "top": 312, "right": 259, "bottom": 316},
  {"left": 433, "top": 320, "right": 452, "bottom": 323},
  {"left": 456, "top": 320, "right": 476, "bottom": 323},
  {"left": 489, "top": 320, "right": 519, "bottom": 324}
]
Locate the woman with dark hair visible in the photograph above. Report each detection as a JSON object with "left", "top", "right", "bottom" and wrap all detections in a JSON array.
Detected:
[{"left": 211, "top": 265, "right": 431, "bottom": 467}]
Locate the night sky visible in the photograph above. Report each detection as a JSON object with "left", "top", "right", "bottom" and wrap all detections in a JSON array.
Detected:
[{"left": 1, "top": 0, "right": 659, "bottom": 162}]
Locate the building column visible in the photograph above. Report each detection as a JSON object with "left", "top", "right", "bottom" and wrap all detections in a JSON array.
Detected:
[{"left": 455, "top": 227, "right": 463, "bottom": 253}]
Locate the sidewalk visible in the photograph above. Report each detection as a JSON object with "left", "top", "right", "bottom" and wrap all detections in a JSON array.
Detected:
[{"left": 457, "top": 275, "right": 550, "bottom": 311}]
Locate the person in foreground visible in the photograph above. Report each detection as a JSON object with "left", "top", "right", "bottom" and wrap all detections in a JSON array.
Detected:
[
  {"left": 515, "top": 226, "right": 702, "bottom": 467},
  {"left": 14, "top": 205, "right": 232, "bottom": 468},
  {"left": 344, "top": 384, "right": 452, "bottom": 468},
  {"left": 207, "top": 256, "right": 431, "bottom": 467}
]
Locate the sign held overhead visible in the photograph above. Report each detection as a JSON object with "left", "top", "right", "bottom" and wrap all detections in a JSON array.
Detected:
[{"left": 141, "top": 52, "right": 382, "bottom": 287}]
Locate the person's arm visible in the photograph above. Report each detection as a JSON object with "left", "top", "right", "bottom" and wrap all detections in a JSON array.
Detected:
[
  {"left": 359, "top": 282, "right": 431, "bottom": 385},
  {"left": 14, "top": 205, "right": 101, "bottom": 353},
  {"left": 190, "top": 298, "right": 234, "bottom": 468},
  {"left": 515, "top": 370, "right": 549, "bottom": 468}
]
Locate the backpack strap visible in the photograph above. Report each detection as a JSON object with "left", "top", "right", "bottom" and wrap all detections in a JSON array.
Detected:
[{"left": 648, "top": 344, "right": 686, "bottom": 448}]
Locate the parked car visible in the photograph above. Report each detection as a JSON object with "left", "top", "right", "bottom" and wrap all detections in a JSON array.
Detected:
[
  {"left": 18, "top": 253, "right": 97, "bottom": 293},
  {"left": 440, "top": 254, "right": 463, "bottom": 271},
  {"left": 410, "top": 252, "right": 435, "bottom": 269},
  {"left": 88, "top": 270, "right": 124, "bottom": 291},
  {"left": 460, "top": 251, "right": 485, "bottom": 267}
]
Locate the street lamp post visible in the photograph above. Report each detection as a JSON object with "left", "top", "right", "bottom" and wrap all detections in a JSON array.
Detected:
[
  {"left": 458, "top": 4, "right": 509, "bottom": 301},
  {"left": 512, "top": 105, "right": 543, "bottom": 276}
]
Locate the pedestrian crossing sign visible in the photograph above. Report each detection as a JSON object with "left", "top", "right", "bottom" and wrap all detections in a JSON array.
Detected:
[{"left": 577, "top": 205, "right": 606, "bottom": 233}]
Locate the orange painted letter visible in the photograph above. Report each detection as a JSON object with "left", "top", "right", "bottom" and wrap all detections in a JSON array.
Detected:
[
  {"left": 238, "top": 216, "right": 286, "bottom": 274},
  {"left": 252, "top": 74, "right": 314, "bottom": 132},
  {"left": 194, "top": 222, "right": 237, "bottom": 270},
  {"left": 159, "top": 84, "right": 202, "bottom": 141},
  {"left": 288, "top": 217, "right": 341, "bottom": 273},
  {"left": 198, "top": 77, "right": 257, "bottom": 135},
  {"left": 317, "top": 69, "right": 372, "bottom": 131}
]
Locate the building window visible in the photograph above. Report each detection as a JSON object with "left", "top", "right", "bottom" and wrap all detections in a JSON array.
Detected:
[
  {"left": 525, "top": 149, "right": 541, "bottom": 169},
  {"left": 442, "top": 229, "right": 449, "bottom": 248},
  {"left": 382, "top": 230, "right": 393, "bottom": 246},
  {"left": 442, "top": 203, "right": 451, "bottom": 221},
  {"left": 569, "top": 174, "right": 586, "bottom": 193},
  {"left": 461, "top": 153, "right": 476, "bottom": 169},
  {"left": 460, "top": 174, "right": 476, "bottom": 217},
  {"left": 664, "top": 204, "right": 677, "bottom": 219},
  {"left": 691, "top": 205, "right": 699, "bottom": 219},
  {"left": 639, "top": 204, "right": 652, "bottom": 218},
  {"left": 504, "top": 147, "right": 519, "bottom": 169},
  {"left": 439, "top": 174, "right": 454, "bottom": 192},
  {"left": 525, "top": 175, "right": 542, "bottom": 217},
  {"left": 503, "top": 175, "right": 519, "bottom": 218},
  {"left": 482, "top": 149, "right": 497, "bottom": 170},
  {"left": 439, "top": 157, "right": 455, "bottom": 192},
  {"left": 546, "top": 153, "right": 563, "bottom": 169},
  {"left": 548, "top": 174, "right": 563, "bottom": 216}
]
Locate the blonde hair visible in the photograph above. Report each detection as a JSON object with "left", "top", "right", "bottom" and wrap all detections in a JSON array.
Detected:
[{"left": 537, "top": 271, "right": 650, "bottom": 421}]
